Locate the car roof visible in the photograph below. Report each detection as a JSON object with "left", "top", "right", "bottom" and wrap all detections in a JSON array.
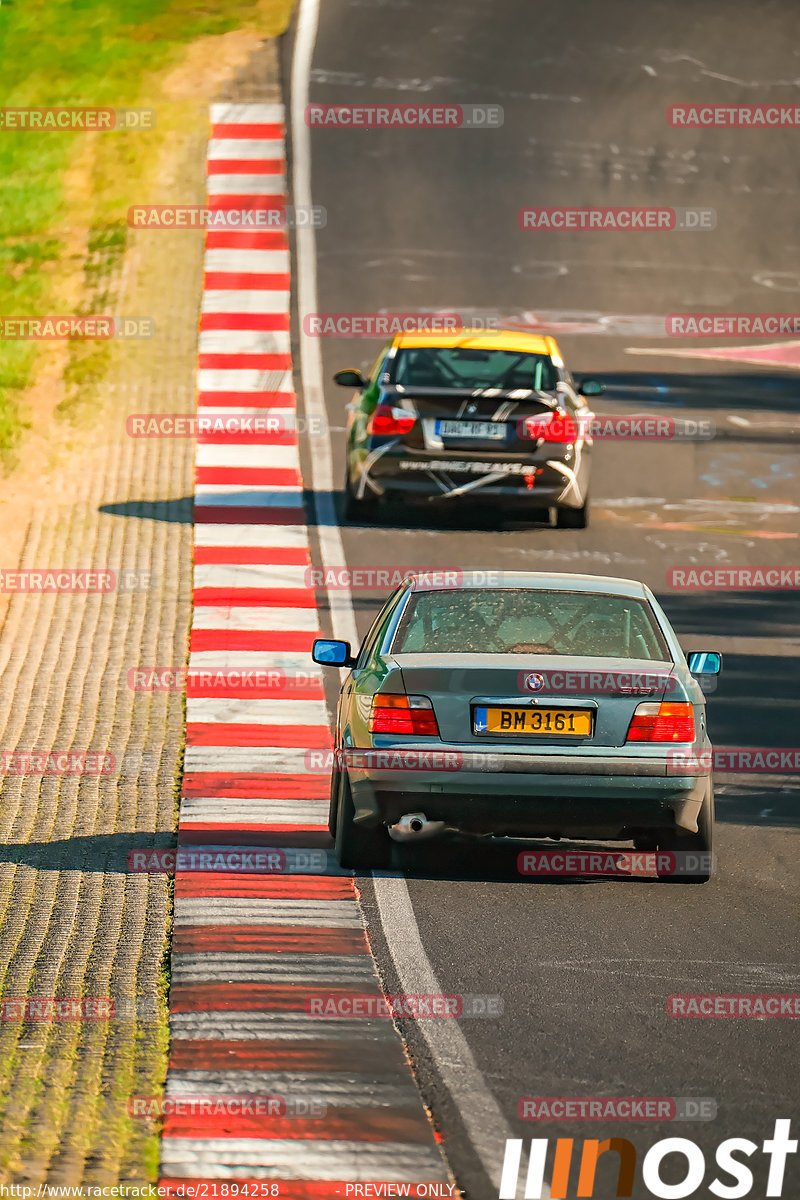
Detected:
[
  {"left": 391, "top": 329, "right": 559, "bottom": 356},
  {"left": 406, "top": 571, "right": 650, "bottom": 600}
]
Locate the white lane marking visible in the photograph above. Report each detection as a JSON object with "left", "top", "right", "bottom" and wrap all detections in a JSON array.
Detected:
[
  {"left": 199, "top": 330, "right": 291, "bottom": 354},
  {"left": 171, "top": 951, "right": 374, "bottom": 982},
  {"left": 195, "top": 482, "right": 302, "bottom": 498},
  {"left": 192, "top": 563, "right": 310, "bottom": 590},
  {"left": 167, "top": 1070, "right": 420, "bottom": 1104},
  {"left": 202, "top": 289, "right": 290, "bottom": 314},
  {"left": 198, "top": 368, "right": 295, "bottom": 391},
  {"left": 173, "top": 899, "right": 361, "bottom": 926},
  {"left": 170, "top": 1012, "right": 399, "bottom": 1039},
  {"left": 191, "top": 607, "right": 319, "bottom": 631},
  {"left": 210, "top": 103, "right": 286, "bottom": 123},
  {"left": 159, "top": 1140, "right": 448, "bottom": 1179},
  {"left": 195, "top": 445, "right": 301, "bottom": 471},
  {"left": 206, "top": 174, "right": 286, "bottom": 195},
  {"left": 374, "top": 877, "right": 524, "bottom": 1194},
  {"left": 183, "top": 744, "right": 321, "bottom": 772},
  {"left": 186, "top": 697, "right": 329, "bottom": 724},
  {"left": 290, "top": 0, "right": 518, "bottom": 1192},
  {"left": 207, "top": 139, "right": 285, "bottom": 160},
  {"left": 194, "top": 488, "right": 303, "bottom": 509},
  {"left": 204, "top": 248, "right": 291, "bottom": 272},
  {"left": 180, "top": 797, "right": 328, "bottom": 823}
]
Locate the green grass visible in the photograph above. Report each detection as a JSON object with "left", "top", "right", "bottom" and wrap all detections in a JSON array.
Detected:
[{"left": 0, "top": 0, "right": 293, "bottom": 468}]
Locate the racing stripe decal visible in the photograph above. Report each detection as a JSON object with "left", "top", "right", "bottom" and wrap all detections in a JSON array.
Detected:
[{"left": 158, "top": 103, "right": 449, "bottom": 1195}]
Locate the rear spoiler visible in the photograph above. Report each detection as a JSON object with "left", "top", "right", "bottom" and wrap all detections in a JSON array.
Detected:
[{"left": 380, "top": 386, "right": 560, "bottom": 408}]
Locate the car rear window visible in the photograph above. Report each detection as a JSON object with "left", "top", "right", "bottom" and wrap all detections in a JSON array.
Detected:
[
  {"left": 389, "top": 347, "right": 557, "bottom": 392},
  {"left": 391, "top": 589, "right": 670, "bottom": 660}
]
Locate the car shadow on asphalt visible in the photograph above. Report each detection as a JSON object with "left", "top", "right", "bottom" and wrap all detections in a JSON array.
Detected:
[{"left": 581, "top": 369, "right": 800, "bottom": 421}]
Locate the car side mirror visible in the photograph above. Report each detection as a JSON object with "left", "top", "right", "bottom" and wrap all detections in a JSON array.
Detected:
[
  {"left": 577, "top": 379, "right": 605, "bottom": 396},
  {"left": 687, "top": 651, "right": 722, "bottom": 675},
  {"left": 334, "top": 368, "right": 367, "bottom": 389},
  {"left": 312, "top": 638, "right": 357, "bottom": 667}
]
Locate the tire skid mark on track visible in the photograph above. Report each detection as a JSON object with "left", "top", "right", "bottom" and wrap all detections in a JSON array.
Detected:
[{"left": 158, "top": 103, "right": 449, "bottom": 1194}]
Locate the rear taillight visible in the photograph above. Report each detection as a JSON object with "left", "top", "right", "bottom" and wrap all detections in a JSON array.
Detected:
[
  {"left": 367, "top": 406, "right": 416, "bottom": 436},
  {"left": 369, "top": 694, "right": 439, "bottom": 736},
  {"left": 626, "top": 702, "right": 695, "bottom": 742},
  {"left": 519, "top": 412, "right": 579, "bottom": 443}
]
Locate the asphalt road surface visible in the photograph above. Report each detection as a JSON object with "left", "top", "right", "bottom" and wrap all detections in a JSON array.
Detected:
[{"left": 285, "top": 0, "right": 800, "bottom": 1195}]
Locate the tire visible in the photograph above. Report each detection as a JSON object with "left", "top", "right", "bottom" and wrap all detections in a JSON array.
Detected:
[
  {"left": 327, "top": 766, "right": 340, "bottom": 837},
  {"left": 342, "top": 464, "right": 378, "bottom": 523},
  {"left": 556, "top": 497, "right": 589, "bottom": 529},
  {"left": 334, "top": 771, "right": 391, "bottom": 870},
  {"left": 656, "top": 784, "right": 715, "bottom": 884}
]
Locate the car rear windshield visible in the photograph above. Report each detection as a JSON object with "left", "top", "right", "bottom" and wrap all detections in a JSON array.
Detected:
[
  {"left": 391, "top": 589, "right": 671, "bottom": 660},
  {"left": 388, "top": 347, "right": 557, "bottom": 392}
]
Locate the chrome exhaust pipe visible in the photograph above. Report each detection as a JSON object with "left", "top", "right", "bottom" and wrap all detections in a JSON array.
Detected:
[{"left": 387, "top": 812, "right": 446, "bottom": 842}]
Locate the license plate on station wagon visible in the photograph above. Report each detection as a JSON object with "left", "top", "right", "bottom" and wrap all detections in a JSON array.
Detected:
[
  {"left": 436, "top": 419, "right": 506, "bottom": 440},
  {"left": 473, "top": 706, "right": 593, "bottom": 736}
]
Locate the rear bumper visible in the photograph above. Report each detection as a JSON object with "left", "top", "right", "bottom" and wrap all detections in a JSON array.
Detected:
[
  {"left": 345, "top": 745, "right": 710, "bottom": 838},
  {"left": 351, "top": 450, "right": 587, "bottom": 508}
]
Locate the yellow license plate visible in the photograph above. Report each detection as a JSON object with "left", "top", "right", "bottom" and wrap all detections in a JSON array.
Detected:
[{"left": 475, "top": 706, "right": 593, "bottom": 737}]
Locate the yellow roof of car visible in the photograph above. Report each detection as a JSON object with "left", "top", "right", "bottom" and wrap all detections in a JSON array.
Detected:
[{"left": 392, "top": 329, "right": 560, "bottom": 356}]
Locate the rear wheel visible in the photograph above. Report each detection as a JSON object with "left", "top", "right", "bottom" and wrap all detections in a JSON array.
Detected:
[
  {"left": 656, "top": 784, "right": 715, "bottom": 884},
  {"left": 342, "top": 464, "right": 379, "bottom": 522},
  {"left": 334, "top": 771, "right": 391, "bottom": 870},
  {"left": 556, "top": 496, "right": 590, "bottom": 529}
]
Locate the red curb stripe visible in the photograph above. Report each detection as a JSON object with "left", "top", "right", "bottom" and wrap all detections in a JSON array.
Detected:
[
  {"left": 205, "top": 231, "right": 288, "bottom": 250},
  {"left": 178, "top": 828, "right": 331, "bottom": 848},
  {"left": 192, "top": 542, "right": 308, "bottom": 562},
  {"left": 169, "top": 1040, "right": 408, "bottom": 1072},
  {"left": 192, "top": 587, "right": 317, "bottom": 607},
  {"left": 204, "top": 272, "right": 291, "bottom": 290},
  {"left": 208, "top": 194, "right": 286, "bottom": 210},
  {"left": 162, "top": 1107, "right": 432, "bottom": 1143},
  {"left": 173, "top": 926, "right": 368, "bottom": 953},
  {"left": 206, "top": 159, "right": 284, "bottom": 175},
  {"left": 198, "top": 353, "right": 292, "bottom": 370},
  {"left": 195, "top": 398, "right": 296, "bottom": 412},
  {"left": 174, "top": 875, "right": 353, "bottom": 898},
  {"left": 186, "top": 725, "right": 331, "bottom": 749},
  {"left": 210, "top": 123, "right": 285, "bottom": 138},
  {"left": 193, "top": 508, "right": 307, "bottom": 524},
  {"left": 170, "top": 984, "right": 379, "bottom": 1014},
  {"left": 182, "top": 774, "right": 329, "bottom": 798},
  {"left": 190, "top": 630, "right": 316, "bottom": 651},
  {"left": 200, "top": 312, "right": 290, "bottom": 330}
]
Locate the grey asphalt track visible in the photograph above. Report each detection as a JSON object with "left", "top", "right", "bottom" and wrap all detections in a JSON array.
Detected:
[{"left": 286, "top": 1, "right": 800, "bottom": 1194}]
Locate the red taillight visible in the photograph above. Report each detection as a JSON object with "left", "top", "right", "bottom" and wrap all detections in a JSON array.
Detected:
[
  {"left": 368, "top": 406, "right": 416, "bottom": 436},
  {"left": 626, "top": 702, "right": 695, "bottom": 742},
  {"left": 369, "top": 694, "right": 439, "bottom": 736},
  {"left": 519, "top": 412, "right": 579, "bottom": 443}
]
